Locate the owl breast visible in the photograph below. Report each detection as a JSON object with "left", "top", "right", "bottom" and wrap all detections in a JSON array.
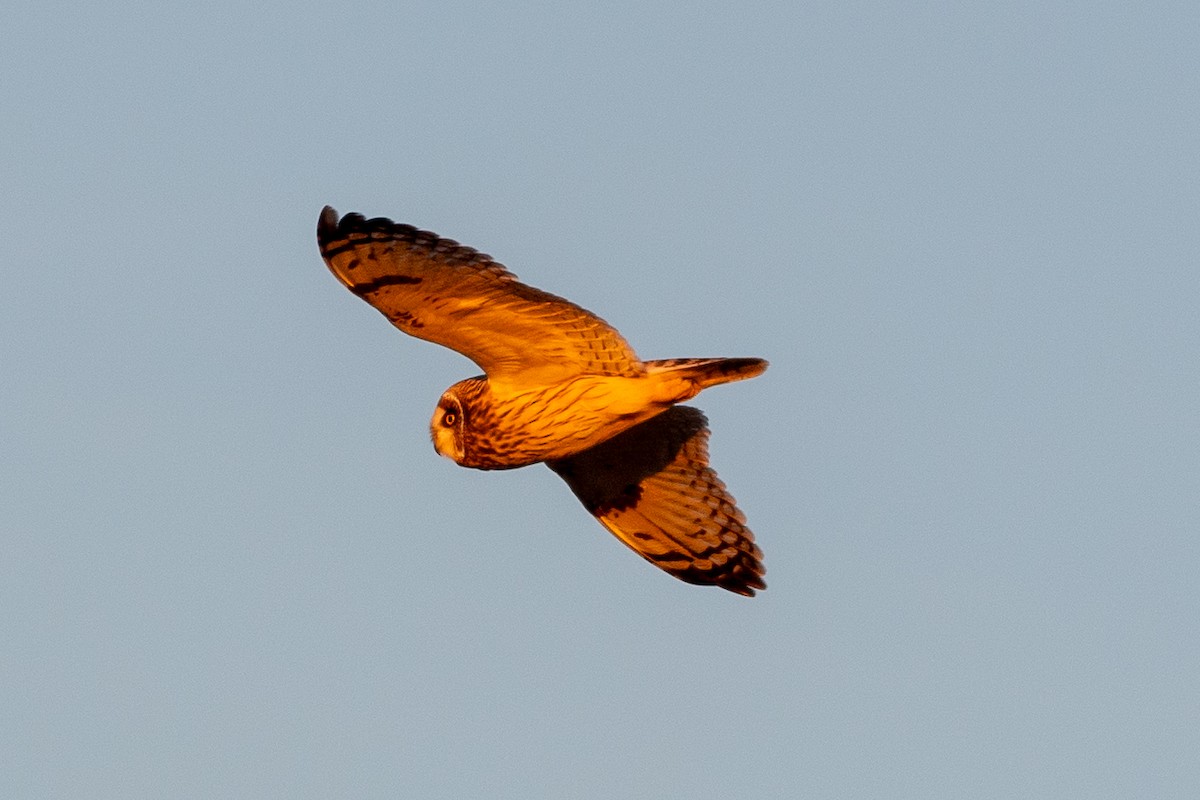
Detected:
[{"left": 453, "top": 375, "right": 673, "bottom": 470}]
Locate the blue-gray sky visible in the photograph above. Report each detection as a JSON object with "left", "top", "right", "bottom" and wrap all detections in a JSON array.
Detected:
[{"left": 3, "top": 2, "right": 1197, "bottom": 797}]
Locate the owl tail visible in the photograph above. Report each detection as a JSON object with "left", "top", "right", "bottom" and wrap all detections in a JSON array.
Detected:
[{"left": 644, "top": 357, "right": 768, "bottom": 401}]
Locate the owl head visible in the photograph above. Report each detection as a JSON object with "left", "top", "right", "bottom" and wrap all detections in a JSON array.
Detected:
[
  {"left": 431, "top": 376, "right": 490, "bottom": 464},
  {"left": 430, "top": 391, "right": 466, "bottom": 463}
]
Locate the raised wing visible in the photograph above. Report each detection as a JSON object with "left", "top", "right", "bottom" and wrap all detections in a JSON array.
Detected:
[
  {"left": 547, "top": 406, "right": 766, "bottom": 596},
  {"left": 317, "top": 207, "right": 643, "bottom": 385}
]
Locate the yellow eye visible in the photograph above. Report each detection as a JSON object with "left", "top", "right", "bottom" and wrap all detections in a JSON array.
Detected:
[{"left": 442, "top": 412, "right": 457, "bottom": 426}]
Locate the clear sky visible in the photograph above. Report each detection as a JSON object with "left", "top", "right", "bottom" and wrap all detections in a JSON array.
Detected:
[{"left": 3, "top": 2, "right": 1197, "bottom": 798}]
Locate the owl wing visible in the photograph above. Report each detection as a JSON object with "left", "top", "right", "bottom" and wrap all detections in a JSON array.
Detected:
[
  {"left": 547, "top": 406, "right": 766, "bottom": 596},
  {"left": 318, "top": 207, "right": 644, "bottom": 385}
]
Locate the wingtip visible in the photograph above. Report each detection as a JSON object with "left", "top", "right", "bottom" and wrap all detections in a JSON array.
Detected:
[
  {"left": 317, "top": 205, "right": 340, "bottom": 247},
  {"left": 742, "top": 357, "right": 769, "bottom": 375},
  {"left": 707, "top": 552, "right": 767, "bottom": 597},
  {"left": 724, "top": 573, "right": 767, "bottom": 597}
]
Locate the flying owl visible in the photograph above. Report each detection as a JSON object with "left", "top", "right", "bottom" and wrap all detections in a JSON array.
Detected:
[{"left": 318, "top": 207, "right": 769, "bottom": 596}]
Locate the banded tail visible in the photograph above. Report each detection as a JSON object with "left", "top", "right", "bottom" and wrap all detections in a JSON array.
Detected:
[{"left": 645, "top": 357, "right": 768, "bottom": 394}]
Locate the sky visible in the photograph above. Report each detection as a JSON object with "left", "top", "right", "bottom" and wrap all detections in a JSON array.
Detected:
[{"left": 2, "top": 1, "right": 1198, "bottom": 797}]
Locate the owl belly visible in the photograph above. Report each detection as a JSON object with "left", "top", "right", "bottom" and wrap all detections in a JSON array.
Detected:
[{"left": 462, "top": 375, "right": 669, "bottom": 469}]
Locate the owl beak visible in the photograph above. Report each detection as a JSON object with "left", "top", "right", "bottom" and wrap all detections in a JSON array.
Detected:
[{"left": 430, "top": 425, "right": 460, "bottom": 462}]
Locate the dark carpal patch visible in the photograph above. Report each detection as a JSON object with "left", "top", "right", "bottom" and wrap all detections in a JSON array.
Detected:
[{"left": 351, "top": 275, "right": 424, "bottom": 296}]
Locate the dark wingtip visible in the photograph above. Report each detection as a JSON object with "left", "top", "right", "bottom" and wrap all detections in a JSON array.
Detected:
[
  {"left": 730, "top": 357, "right": 769, "bottom": 377},
  {"left": 317, "top": 206, "right": 340, "bottom": 248},
  {"left": 673, "top": 552, "right": 767, "bottom": 597},
  {"left": 317, "top": 206, "right": 375, "bottom": 252},
  {"left": 711, "top": 561, "right": 767, "bottom": 597},
  {"left": 726, "top": 573, "right": 767, "bottom": 597}
]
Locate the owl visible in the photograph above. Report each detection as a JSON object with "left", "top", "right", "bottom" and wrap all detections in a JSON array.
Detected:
[{"left": 318, "top": 207, "right": 768, "bottom": 596}]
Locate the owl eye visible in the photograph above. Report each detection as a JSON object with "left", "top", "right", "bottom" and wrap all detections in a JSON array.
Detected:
[{"left": 442, "top": 411, "right": 458, "bottom": 426}]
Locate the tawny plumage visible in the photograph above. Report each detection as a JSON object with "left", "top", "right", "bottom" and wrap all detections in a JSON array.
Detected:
[
  {"left": 547, "top": 406, "right": 765, "bottom": 595},
  {"left": 318, "top": 206, "right": 768, "bottom": 596}
]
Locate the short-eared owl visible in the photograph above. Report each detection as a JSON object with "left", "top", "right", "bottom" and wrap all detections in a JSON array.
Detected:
[{"left": 318, "top": 207, "right": 768, "bottom": 596}]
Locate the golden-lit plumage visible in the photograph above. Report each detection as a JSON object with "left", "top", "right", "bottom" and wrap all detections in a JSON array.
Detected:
[{"left": 318, "top": 207, "right": 768, "bottom": 596}]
